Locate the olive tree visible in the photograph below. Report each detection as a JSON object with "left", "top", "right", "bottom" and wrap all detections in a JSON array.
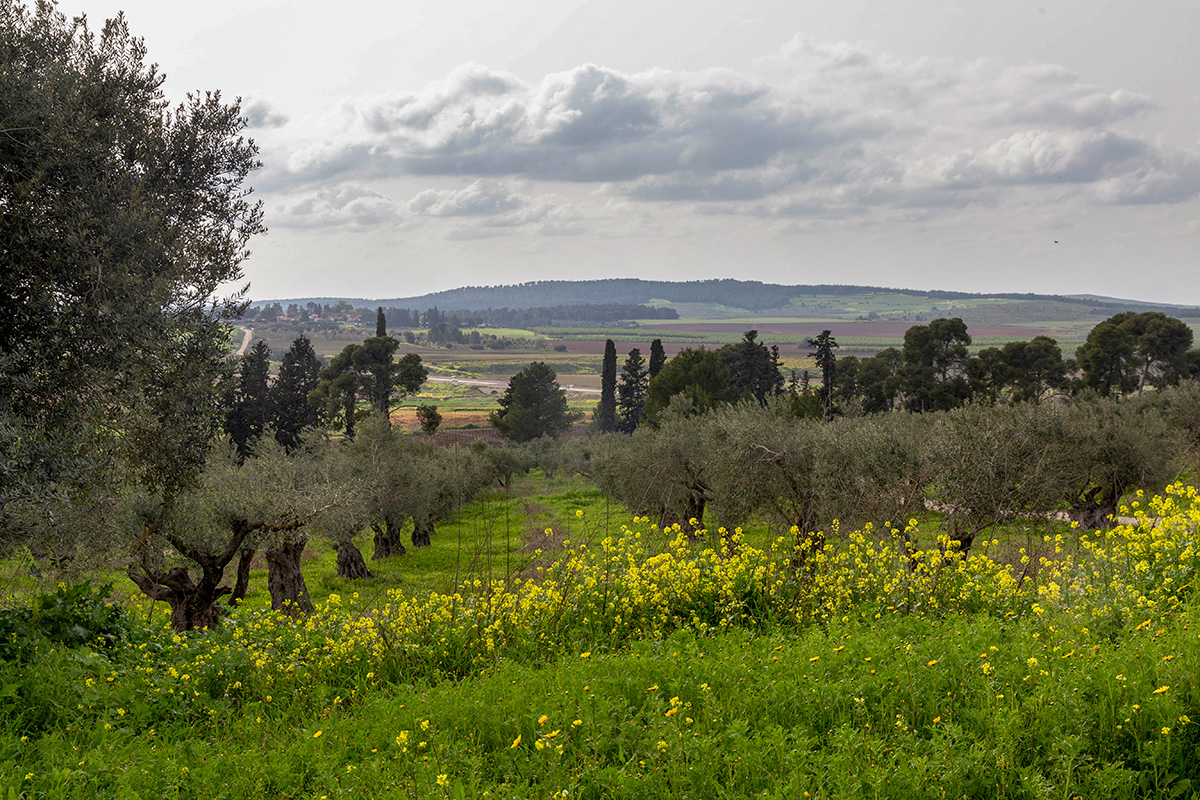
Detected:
[
  {"left": 124, "top": 437, "right": 342, "bottom": 629},
  {"left": 345, "top": 417, "right": 491, "bottom": 555},
  {"left": 1056, "top": 396, "right": 1181, "bottom": 528},
  {"left": 927, "top": 403, "right": 1073, "bottom": 552},
  {"left": 1, "top": 2, "right": 264, "bottom": 507},
  {"left": 814, "top": 413, "right": 933, "bottom": 531},
  {"left": 590, "top": 398, "right": 715, "bottom": 537}
]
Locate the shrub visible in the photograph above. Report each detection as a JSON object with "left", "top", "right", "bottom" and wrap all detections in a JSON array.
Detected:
[{"left": 0, "top": 581, "right": 128, "bottom": 662}]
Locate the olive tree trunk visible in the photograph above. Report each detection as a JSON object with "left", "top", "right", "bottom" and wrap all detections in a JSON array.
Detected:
[
  {"left": 411, "top": 517, "right": 435, "bottom": 548},
  {"left": 127, "top": 564, "right": 230, "bottom": 631},
  {"left": 371, "top": 516, "right": 407, "bottom": 559},
  {"left": 336, "top": 541, "right": 375, "bottom": 579},
  {"left": 126, "top": 521, "right": 253, "bottom": 631},
  {"left": 266, "top": 537, "right": 314, "bottom": 614},
  {"left": 230, "top": 547, "right": 256, "bottom": 605}
]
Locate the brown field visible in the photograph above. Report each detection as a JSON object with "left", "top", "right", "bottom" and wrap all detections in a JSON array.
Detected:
[
  {"left": 390, "top": 407, "right": 494, "bottom": 430},
  {"left": 552, "top": 340, "right": 694, "bottom": 356},
  {"left": 635, "top": 321, "right": 1063, "bottom": 338}
]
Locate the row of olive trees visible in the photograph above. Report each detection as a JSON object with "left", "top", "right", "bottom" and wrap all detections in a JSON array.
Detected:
[
  {"left": 586, "top": 382, "right": 1200, "bottom": 551},
  {"left": 5, "top": 418, "right": 496, "bottom": 631}
]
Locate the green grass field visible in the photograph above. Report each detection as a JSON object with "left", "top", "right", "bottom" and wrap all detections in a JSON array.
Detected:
[{"left": 3, "top": 474, "right": 1198, "bottom": 798}]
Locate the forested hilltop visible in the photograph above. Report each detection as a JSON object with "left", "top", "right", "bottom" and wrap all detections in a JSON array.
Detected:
[{"left": 260, "top": 279, "right": 1200, "bottom": 323}]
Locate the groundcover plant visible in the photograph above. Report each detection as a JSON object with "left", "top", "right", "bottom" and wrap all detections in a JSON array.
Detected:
[{"left": 2, "top": 484, "right": 1198, "bottom": 798}]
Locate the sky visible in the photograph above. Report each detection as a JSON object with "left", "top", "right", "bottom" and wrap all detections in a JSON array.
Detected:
[{"left": 49, "top": 0, "right": 1200, "bottom": 304}]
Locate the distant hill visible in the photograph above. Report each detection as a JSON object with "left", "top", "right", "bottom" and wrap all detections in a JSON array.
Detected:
[
  {"left": 255, "top": 279, "right": 1200, "bottom": 320},
  {"left": 1066, "top": 294, "right": 1200, "bottom": 310}
]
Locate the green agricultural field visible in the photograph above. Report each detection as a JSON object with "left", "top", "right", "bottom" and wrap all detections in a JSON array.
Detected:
[
  {"left": 423, "top": 355, "right": 601, "bottom": 377},
  {"left": 647, "top": 316, "right": 846, "bottom": 327},
  {"left": 783, "top": 291, "right": 1026, "bottom": 317},
  {"left": 458, "top": 327, "right": 540, "bottom": 339}
]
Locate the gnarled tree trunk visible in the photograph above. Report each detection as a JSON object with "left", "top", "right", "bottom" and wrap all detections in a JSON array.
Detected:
[
  {"left": 659, "top": 492, "right": 706, "bottom": 540},
  {"left": 127, "top": 564, "right": 230, "bottom": 631},
  {"left": 372, "top": 515, "right": 406, "bottom": 559},
  {"left": 411, "top": 516, "right": 434, "bottom": 548},
  {"left": 127, "top": 519, "right": 252, "bottom": 631},
  {"left": 336, "top": 541, "right": 375, "bottom": 579},
  {"left": 231, "top": 547, "right": 256, "bottom": 605},
  {"left": 1071, "top": 485, "right": 1119, "bottom": 530},
  {"left": 266, "top": 537, "right": 314, "bottom": 614}
]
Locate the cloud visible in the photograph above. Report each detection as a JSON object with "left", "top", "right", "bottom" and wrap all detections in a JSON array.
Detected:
[
  {"left": 1090, "top": 145, "right": 1200, "bottom": 204},
  {"left": 242, "top": 98, "right": 290, "bottom": 129},
  {"left": 270, "top": 184, "right": 403, "bottom": 228},
  {"left": 274, "top": 61, "right": 869, "bottom": 187},
  {"left": 935, "top": 130, "right": 1148, "bottom": 188},
  {"left": 990, "top": 66, "right": 1157, "bottom": 128},
  {"left": 408, "top": 179, "right": 527, "bottom": 217},
  {"left": 263, "top": 40, "right": 1198, "bottom": 218},
  {"left": 408, "top": 179, "right": 585, "bottom": 236}
]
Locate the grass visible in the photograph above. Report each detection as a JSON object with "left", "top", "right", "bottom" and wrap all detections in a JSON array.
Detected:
[
  {"left": 5, "top": 602, "right": 1196, "bottom": 798},
  {"left": 3, "top": 478, "right": 1198, "bottom": 798}
]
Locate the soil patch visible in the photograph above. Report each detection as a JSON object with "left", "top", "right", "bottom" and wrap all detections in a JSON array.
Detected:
[{"left": 390, "top": 408, "right": 495, "bottom": 431}]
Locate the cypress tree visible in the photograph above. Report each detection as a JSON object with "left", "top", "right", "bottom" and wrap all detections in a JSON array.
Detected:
[
  {"left": 271, "top": 336, "right": 323, "bottom": 450},
  {"left": 225, "top": 340, "right": 271, "bottom": 460},
  {"left": 595, "top": 339, "right": 618, "bottom": 432},
  {"left": 649, "top": 339, "right": 666, "bottom": 378},
  {"left": 376, "top": 306, "right": 387, "bottom": 337},
  {"left": 805, "top": 330, "right": 839, "bottom": 421}
]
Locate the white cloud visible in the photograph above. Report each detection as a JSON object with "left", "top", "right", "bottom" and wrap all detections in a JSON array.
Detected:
[
  {"left": 260, "top": 38, "right": 1199, "bottom": 226},
  {"left": 407, "top": 179, "right": 584, "bottom": 236},
  {"left": 270, "top": 184, "right": 403, "bottom": 228},
  {"left": 935, "top": 130, "right": 1147, "bottom": 188},
  {"left": 408, "top": 179, "right": 528, "bottom": 217}
]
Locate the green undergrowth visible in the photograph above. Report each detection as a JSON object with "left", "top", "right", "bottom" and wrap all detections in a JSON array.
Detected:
[
  {"left": 3, "top": 611, "right": 1197, "bottom": 799},
  {"left": 2, "top": 482, "right": 1199, "bottom": 798}
]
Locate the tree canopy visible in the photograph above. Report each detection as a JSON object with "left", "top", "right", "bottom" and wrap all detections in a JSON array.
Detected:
[
  {"left": 1, "top": 1, "right": 264, "bottom": 504},
  {"left": 490, "top": 362, "right": 582, "bottom": 442},
  {"left": 720, "top": 330, "right": 784, "bottom": 405},
  {"left": 644, "top": 347, "right": 735, "bottom": 424},
  {"left": 902, "top": 318, "right": 972, "bottom": 412}
]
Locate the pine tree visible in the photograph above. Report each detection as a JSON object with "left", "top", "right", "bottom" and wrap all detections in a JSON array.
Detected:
[
  {"left": 805, "top": 330, "right": 839, "bottom": 421},
  {"left": 313, "top": 344, "right": 362, "bottom": 438},
  {"left": 616, "top": 348, "right": 649, "bottom": 433},
  {"left": 356, "top": 335, "right": 401, "bottom": 416},
  {"left": 271, "top": 336, "right": 322, "bottom": 450},
  {"left": 490, "top": 362, "right": 582, "bottom": 442},
  {"left": 595, "top": 339, "right": 618, "bottom": 432}
]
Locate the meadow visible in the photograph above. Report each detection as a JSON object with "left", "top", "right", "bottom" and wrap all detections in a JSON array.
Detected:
[{"left": 3, "top": 475, "right": 1197, "bottom": 799}]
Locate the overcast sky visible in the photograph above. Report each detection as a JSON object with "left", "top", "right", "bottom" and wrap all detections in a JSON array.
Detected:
[{"left": 53, "top": 0, "right": 1200, "bottom": 304}]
